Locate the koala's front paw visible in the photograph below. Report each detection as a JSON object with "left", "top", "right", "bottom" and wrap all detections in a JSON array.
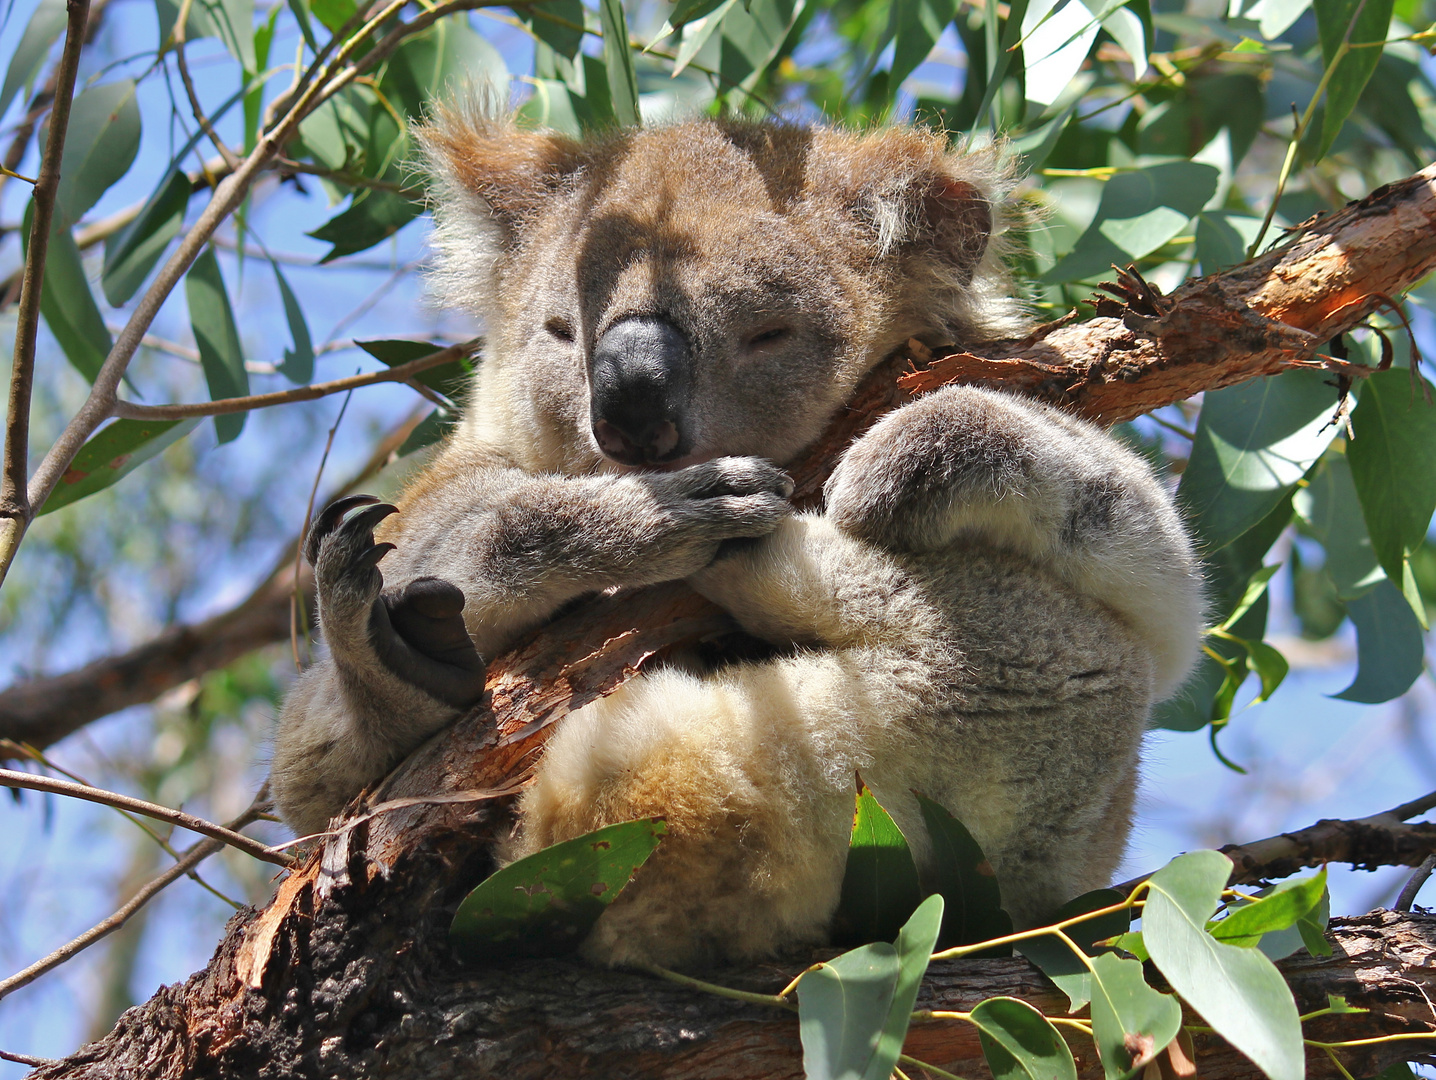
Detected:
[{"left": 308, "top": 495, "right": 487, "bottom": 708}]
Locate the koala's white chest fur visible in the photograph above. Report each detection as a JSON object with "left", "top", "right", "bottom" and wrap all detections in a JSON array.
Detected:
[{"left": 269, "top": 113, "right": 1202, "bottom": 969}]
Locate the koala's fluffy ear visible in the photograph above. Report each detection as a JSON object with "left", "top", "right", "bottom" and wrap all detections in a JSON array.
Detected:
[{"left": 810, "top": 128, "right": 1001, "bottom": 285}]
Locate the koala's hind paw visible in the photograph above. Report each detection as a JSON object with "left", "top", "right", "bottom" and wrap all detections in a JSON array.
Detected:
[{"left": 308, "top": 496, "right": 486, "bottom": 709}]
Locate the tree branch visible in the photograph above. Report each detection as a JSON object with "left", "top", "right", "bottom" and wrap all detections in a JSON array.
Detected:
[{"left": 0, "top": 0, "right": 93, "bottom": 579}]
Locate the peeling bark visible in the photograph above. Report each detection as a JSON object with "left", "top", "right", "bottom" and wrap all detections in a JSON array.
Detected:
[{"left": 18, "top": 164, "right": 1436, "bottom": 1078}]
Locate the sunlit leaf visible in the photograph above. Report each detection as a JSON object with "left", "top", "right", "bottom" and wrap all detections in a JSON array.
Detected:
[
  {"left": 834, "top": 782, "right": 923, "bottom": 945},
  {"left": 38, "top": 418, "right": 199, "bottom": 515},
  {"left": 53, "top": 80, "right": 141, "bottom": 226},
  {"left": 1209, "top": 870, "right": 1326, "bottom": 947},
  {"left": 971, "top": 997, "right": 1078, "bottom": 1080},
  {"left": 1100, "top": 6, "right": 1146, "bottom": 77},
  {"left": 599, "top": 0, "right": 640, "bottom": 125},
  {"left": 1143, "top": 850, "right": 1304, "bottom": 1080},
  {"left": 1195, "top": 212, "right": 1263, "bottom": 273},
  {"left": 1313, "top": 0, "right": 1395, "bottom": 159},
  {"left": 797, "top": 943, "right": 901, "bottom": 1080},
  {"left": 449, "top": 818, "right": 667, "bottom": 960},
  {"left": 102, "top": 169, "right": 191, "bottom": 307},
  {"left": 1017, "top": 889, "right": 1128, "bottom": 1010},
  {"left": 1044, "top": 162, "right": 1218, "bottom": 283},
  {"left": 1217, "top": 564, "right": 1279, "bottom": 631},
  {"left": 0, "top": 0, "right": 65, "bottom": 119},
  {"left": 1294, "top": 454, "right": 1386, "bottom": 599},
  {"left": 1022, "top": 0, "right": 1100, "bottom": 108},
  {"left": 382, "top": 14, "right": 507, "bottom": 119},
  {"left": 1179, "top": 369, "right": 1343, "bottom": 552},
  {"left": 718, "top": 0, "right": 803, "bottom": 94},
  {"left": 671, "top": 0, "right": 739, "bottom": 75},
  {"left": 1332, "top": 578, "right": 1425, "bottom": 702},
  {"left": 914, "top": 792, "right": 1012, "bottom": 952},
  {"left": 1088, "top": 951, "right": 1183, "bottom": 1080},
  {"left": 184, "top": 247, "right": 249, "bottom": 444}
]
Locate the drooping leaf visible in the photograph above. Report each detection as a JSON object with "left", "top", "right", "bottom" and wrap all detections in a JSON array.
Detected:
[
  {"left": 272, "top": 262, "right": 315, "bottom": 384},
  {"left": 718, "top": 0, "right": 804, "bottom": 94},
  {"left": 196, "top": 0, "right": 257, "bottom": 71},
  {"left": 1143, "top": 850, "right": 1304, "bottom": 1080},
  {"left": 1208, "top": 869, "right": 1326, "bottom": 947},
  {"left": 102, "top": 169, "right": 192, "bottom": 306},
  {"left": 184, "top": 247, "right": 249, "bottom": 445},
  {"left": 891, "top": 0, "right": 960, "bottom": 88},
  {"left": 309, "top": 0, "right": 356, "bottom": 33},
  {"left": 1347, "top": 368, "right": 1436, "bottom": 624},
  {"left": 53, "top": 80, "right": 141, "bottom": 226},
  {"left": 879, "top": 896, "right": 946, "bottom": 1076},
  {"left": 449, "top": 817, "right": 667, "bottom": 960},
  {"left": 971, "top": 997, "right": 1079, "bottom": 1080},
  {"left": 1087, "top": 951, "right": 1183, "bottom": 1080},
  {"left": 1044, "top": 162, "right": 1218, "bottom": 283},
  {"left": 381, "top": 14, "right": 507, "bottom": 120},
  {"left": 1100, "top": 6, "right": 1146, "bottom": 78},
  {"left": 23, "top": 202, "right": 112, "bottom": 383},
  {"left": 356, "top": 338, "right": 470, "bottom": 400},
  {"left": 1178, "top": 369, "right": 1343, "bottom": 552},
  {"left": 309, "top": 189, "right": 424, "bottom": 262},
  {"left": 522, "top": 0, "right": 586, "bottom": 58},
  {"left": 37, "top": 419, "right": 199, "bottom": 515},
  {"left": 1021, "top": 0, "right": 1101, "bottom": 108},
  {"left": 1294, "top": 454, "right": 1386, "bottom": 599},
  {"left": 834, "top": 783, "right": 923, "bottom": 945},
  {"left": 1216, "top": 564, "right": 1280, "bottom": 631},
  {"left": 1313, "top": 0, "right": 1395, "bottom": 159},
  {"left": 0, "top": 0, "right": 65, "bottom": 119},
  {"left": 599, "top": 0, "right": 640, "bottom": 125},
  {"left": 1017, "top": 889, "right": 1128, "bottom": 1010},
  {"left": 1332, "top": 578, "right": 1425, "bottom": 703},
  {"left": 914, "top": 792, "right": 1012, "bottom": 952},
  {"left": 797, "top": 943, "right": 902, "bottom": 1080},
  {"left": 671, "top": 0, "right": 739, "bottom": 76}
]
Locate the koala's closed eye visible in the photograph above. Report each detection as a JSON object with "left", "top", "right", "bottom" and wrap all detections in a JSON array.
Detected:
[
  {"left": 545, "top": 316, "right": 576, "bottom": 342},
  {"left": 745, "top": 326, "right": 790, "bottom": 348}
]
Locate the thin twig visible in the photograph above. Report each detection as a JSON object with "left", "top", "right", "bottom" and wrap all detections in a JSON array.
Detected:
[
  {"left": 0, "top": 1048, "right": 60, "bottom": 1068},
  {"left": 0, "top": 0, "right": 93, "bottom": 578},
  {"left": 0, "top": 788, "right": 274, "bottom": 1002},
  {"left": 112, "top": 340, "right": 476, "bottom": 420},
  {"left": 1396, "top": 854, "right": 1436, "bottom": 911},
  {"left": 0, "top": 768, "right": 294, "bottom": 866},
  {"left": 172, "top": 0, "right": 241, "bottom": 170}
]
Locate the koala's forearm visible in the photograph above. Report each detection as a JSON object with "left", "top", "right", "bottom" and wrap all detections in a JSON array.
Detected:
[{"left": 270, "top": 655, "right": 463, "bottom": 837}]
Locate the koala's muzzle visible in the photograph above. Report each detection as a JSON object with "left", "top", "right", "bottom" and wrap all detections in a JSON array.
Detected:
[{"left": 590, "top": 317, "right": 693, "bottom": 467}]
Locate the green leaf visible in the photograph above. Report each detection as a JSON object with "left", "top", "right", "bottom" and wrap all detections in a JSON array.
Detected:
[
  {"left": 37, "top": 418, "right": 199, "bottom": 515},
  {"left": 1243, "top": 0, "right": 1311, "bottom": 37},
  {"left": 1243, "top": 638, "right": 1289, "bottom": 703},
  {"left": 971, "top": 997, "right": 1078, "bottom": 1080},
  {"left": 449, "top": 817, "right": 667, "bottom": 959},
  {"left": 1209, "top": 870, "right": 1326, "bottom": 947},
  {"left": 309, "top": 189, "right": 424, "bottom": 262},
  {"left": 1017, "top": 889, "right": 1129, "bottom": 1010},
  {"left": 1297, "top": 892, "right": 1334, "bottom": 958},
  {"left": 54, "top": 80, "right": 141, "bottom": 226},
  {"left": 1088, "top": 952, "right": 1183, "bottom": 1080},
  {"left": 1103, "top": 931, "right": 1149, "bottom": 962},
  {"left": 23, "top": 202, "right": 112, "bottom": 383},
  {"left": 1217, "top": 564, "right": 1279, "bottom": 631},
  {"left": 1143, "top": 850, "right": 1304, "bottom": 1080},
  {"left": 670, "top": 0, "right": 739, "bottom": 76},
  {"left": 891, "top": 0, "right": 960, "bottom": 88},
  {"left": 1294, "top": 454, "right": 1386, "bottom": 599},
  {"left": 1332, "top": 578, "right": 1425, "bottom": 702},
  {"left": 599, "top": 0, "right": 640, "bottom": 126},
  {"left": 1179, "top": 369, "right": 1342, "bottom": 552},
  {"left": 381, "top": 15, "right": 507, "bottom": 120},
  {"left": 102, "top": 170, "right": 191, "bottom": 307},
  {"left": 1022, "top": 0, "right": 1101, "bottom": 109},
  {"left": 718, "top": 0, "right": 803, "bottom": 93},
  {"left": 184, "top": 247, "right": 249, "bottom": 445},
  {"left": 1313, "top": 0, "right": 1395, "bottom": 159},
  {"left": 272, "top": 263, "right": 314, "bottom": 384},
  {"left": 309, "top": 0, "right": 356, "bottom": 32},
  {"left": 797, "top": 943, "right": 901, "bottom": 1080},
  {"left": 1101, "top": 6, "right": 1146, "bottom": 78},
  {"left": 1347, "top": 368, "right": 1436, "bottom": 624},
  {"left": 1044, "top": 162, "right": 1218, "bottom": 283},
  {"left": 523, "top": 0, "right": 586, "bottom": 59},
  {"left": 1195, "top": 212, "right": 1263, "bottom": 274},
  {"left": 397, "top": 409, "right": 453, "bottom": 456},
  {"left": 0, "top": 0, "right": 65, "bottom": 119},
  {"left": 914, "top": 792, "right": 1012, "bottom": 952},
  {"left": 196, "top": 0, "right": 257, "bottom": 71},
  {"left": 881, "top": 896, "right": 946, "bottom": 1073},
  {"left": 834, "top": 783, "right": 923, "bottom": 945}
]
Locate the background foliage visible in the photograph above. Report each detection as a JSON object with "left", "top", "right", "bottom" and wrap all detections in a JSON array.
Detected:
[{"left": 0, "top": 0, "right": 1433, "bottom": 1064}]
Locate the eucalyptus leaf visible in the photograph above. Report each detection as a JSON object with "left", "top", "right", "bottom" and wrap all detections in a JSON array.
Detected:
[
  {"left": 1017, "top": 889, "right": 1128, "bottom": 1010},
  {"left": 1208, "top": 870, "right": 1326, "bottom": 947},
  {"left": 1143, "top": 850, "right": 1304, "bottom": 1080},
  {"left": 22, "top": 202, "right": 112, "bottom": 383},
  {"left": 1044, "top": 162, "right": 1218, "bottom": 283},
  {"left": 184, "top": 247, "right": 249, "bottom": 445},
  {"left": 102, "top": 170, "right": 191, "bottom": 307},
  {"left": 0, "top": 0, "right": 64, "bottom": 119},
  {"left": 834, "top": 782, "right": 923, "bottom": 945},
  {"left": 671, "top": 0, "right": 739, "bottom": 76},
  {"left": 1332, "top": 578, "right": 1425, "bottom": 703},
  {"left": 523, "top": 0, "right": 585, "bottom": 60},
  {"left": 310, "top": 189, "right": 424, "bottom": 262},
  {"left": 915, "top": 792, "right": 1012, "bottom": 952},
  {"left": 1313, "top": 0, "right": 1395, "bottom": 159},
  {"left": 37, "top": 419, "right": 200, "bottom": 515},
  {"left": 1178, "top": 369, "right": 1343, "bottom": 553},
  {"left": 1087, "top": 951, "right": 1183, "bottom": 1080},
  {"left": 450, "top": 817, "right": 667, "bottom": 959},
  {"left": 599, "top": 0, "right": 640, "bottom": 125},
  {"left": 971, "top": 997, "right": 1078, "bottom": 1080},
  {"left": 1022, "top": 0, "right": 1100, "bottom": 108},
  {"left": 891, "top": 0, "right": 960, "bottom": 88},
  {"left": 718, "top": 0, "right": 803, "bottom": 94},
  {"left": 54, "top": 80, "right": 141, "bottom": 226},
  {"left": 272, "top": 262, "right": 314, "bottom": 384},
  {"left": 1294, "top": 454, "right": 1386, "bottom": 600},
  {"left": 797, "top": 943, "right": 902, "bottom": 1080}
]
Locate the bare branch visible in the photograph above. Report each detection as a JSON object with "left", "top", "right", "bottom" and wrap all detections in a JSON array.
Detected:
[
  {"left": 111, "top": 339, "right": 477, "bottom": 420},
  {"left": 0, "top": 0, "right": 94, "bottom": 576},
  {"left": 0, "top": 789, "right": 273, "bottom": 1003},
  {"left": 0, "top": 769, "right": 294, "bottom": 866},
  {"left": 171, "top": 0, "right": 243, "bottom": 171}
]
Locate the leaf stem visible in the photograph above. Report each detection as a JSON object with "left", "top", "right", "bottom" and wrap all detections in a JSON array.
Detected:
[
  {"left": 636, "top": 963, "right": 799, "bottom": 1010},
  {"left": 930, "top": 888, "right": 1146, "bottom": 960}
]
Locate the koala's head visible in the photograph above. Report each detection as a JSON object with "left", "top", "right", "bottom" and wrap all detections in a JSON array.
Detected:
[{"left": 418, "top": 108, "right": 1025, "bottom": 473}]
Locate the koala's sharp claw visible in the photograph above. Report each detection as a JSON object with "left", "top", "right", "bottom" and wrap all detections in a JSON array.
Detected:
[
  {"left": 359, "top": 542, "right": 396, "bottom": 568},
  {"left": 344, "top": 503, "right": 399, "bottom": 540},
  {"left": 305, "top": 493, "right": 381, "bottom": 565}
]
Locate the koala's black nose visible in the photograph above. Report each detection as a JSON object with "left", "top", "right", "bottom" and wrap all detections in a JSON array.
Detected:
[{"left": 590, "top": 317, "right": 693, "bottom": 466}]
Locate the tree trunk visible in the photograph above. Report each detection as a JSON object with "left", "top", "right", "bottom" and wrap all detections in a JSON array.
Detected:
[{"left": 24, "top": 162, "right": 1436, "bottom": 1079}]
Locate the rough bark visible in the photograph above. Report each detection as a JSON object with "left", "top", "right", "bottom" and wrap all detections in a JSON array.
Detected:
[{"left": 17, "top": 163, "right": 1436, "bottom": 1079}]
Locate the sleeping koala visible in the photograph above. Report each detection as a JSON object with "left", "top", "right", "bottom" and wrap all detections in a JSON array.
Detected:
[{"left": 270, "top": 108, "right": 1203, "bottom": 968}]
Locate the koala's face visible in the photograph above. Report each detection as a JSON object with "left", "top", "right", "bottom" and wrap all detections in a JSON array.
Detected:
[{"left": 421, "top": 115, "right": 1013, "bottom": 472}]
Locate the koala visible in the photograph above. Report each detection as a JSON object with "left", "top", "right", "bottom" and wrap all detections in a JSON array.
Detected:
[{"left": 270, "top": 107, "right": 1203, "bottom": 969}]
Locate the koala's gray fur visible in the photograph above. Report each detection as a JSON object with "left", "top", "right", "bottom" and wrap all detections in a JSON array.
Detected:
[{"left": 270, "top": 107, "right": 1203, "bottom": 968}]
